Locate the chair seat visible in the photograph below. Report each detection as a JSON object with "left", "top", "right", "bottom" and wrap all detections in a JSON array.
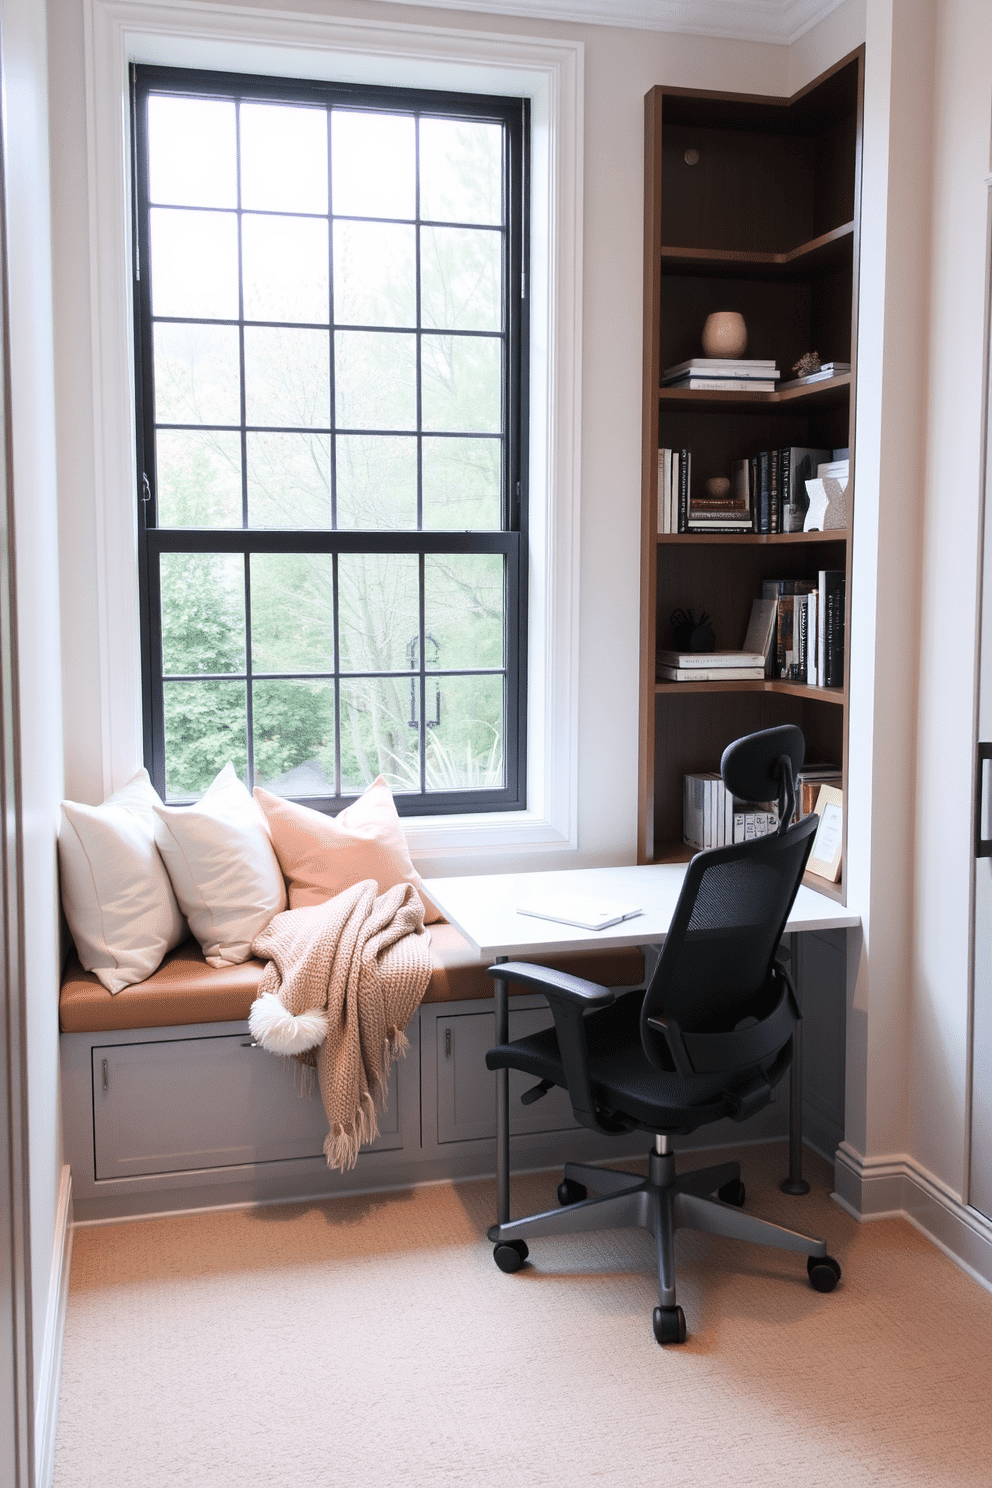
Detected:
[{"left": 486, "top": 989, "right": 790, "bottom": 1135}]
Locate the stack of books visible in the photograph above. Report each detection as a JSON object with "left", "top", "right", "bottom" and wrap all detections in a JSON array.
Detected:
[
  {"left": 762, "top": 572, "right": 846, "bottom": 686},
  {"left": 662, "top": 358, "right": 779, "bottom": 393},
  {"left": 779, "top": 361, "right": 851, "bottom": 390},
  {"left": 657, "top": 649, "right": 765, "bottom": 683},
  {"left": 683, "top": 773, "right": 778, "bottom": 850}
]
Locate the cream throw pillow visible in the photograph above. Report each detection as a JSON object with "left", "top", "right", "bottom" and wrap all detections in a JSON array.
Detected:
[
  {"left": 254, "top": 775, "right": 442, "bottom": 923},
  {"left": 153, "top": 763, "right": 287, "bottom": 967},
  {"left": 59, "top": 769, "right": 188, "bottom": 994}
]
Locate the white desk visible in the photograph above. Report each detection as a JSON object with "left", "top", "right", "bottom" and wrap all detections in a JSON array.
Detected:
[
  {"left": 422, "top": 863, "right": 860, "bottom": 1229},
  {"left": 423, "top": 863, "right": 858, "bottom": 960}
]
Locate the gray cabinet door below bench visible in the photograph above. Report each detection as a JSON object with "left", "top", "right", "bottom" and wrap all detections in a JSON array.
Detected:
[
  {"left": 436, "top": 1007, "right": 578, "bottom": 1144},
  {"left": 93, "top": 1034, "right": 401, "bottom": 1179}
]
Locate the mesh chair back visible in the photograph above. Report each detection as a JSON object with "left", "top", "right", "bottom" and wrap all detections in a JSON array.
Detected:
[{"left": 641, "top": 814, "right": 818, "bottom": 1067}]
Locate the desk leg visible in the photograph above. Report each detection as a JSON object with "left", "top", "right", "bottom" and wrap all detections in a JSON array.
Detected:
[
  {"left": 781, "top": 939, "right": 809, "bottom": 1196},
  {"left": 494, "top": 958, "right": 510, "bottom": 1229}
]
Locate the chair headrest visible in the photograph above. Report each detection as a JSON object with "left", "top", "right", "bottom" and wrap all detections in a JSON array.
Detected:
[{"left": 720, "top": 725, "right": 805, "bottom": 806}]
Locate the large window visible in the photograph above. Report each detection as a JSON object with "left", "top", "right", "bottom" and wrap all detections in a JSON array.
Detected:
[{"left": 132, "top": 65, "right": 528, "bottom": 814}]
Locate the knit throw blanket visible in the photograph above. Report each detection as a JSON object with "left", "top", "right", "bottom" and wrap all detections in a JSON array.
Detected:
[{"left": 248, "top": 880, "right": 432, "bottom": 1171}]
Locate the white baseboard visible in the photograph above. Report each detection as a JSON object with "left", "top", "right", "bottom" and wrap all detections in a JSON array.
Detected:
[
  {"left": 35, "top": 1166, "right": 73, "bottom": 1488},
  {"left": 834, "top": 1143, "right": 992, "bottom": 1295}
]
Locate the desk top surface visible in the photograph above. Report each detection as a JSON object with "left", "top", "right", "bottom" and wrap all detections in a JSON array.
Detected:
[{"left": 421, "top": 862, "right": 859, "bottom": 959}]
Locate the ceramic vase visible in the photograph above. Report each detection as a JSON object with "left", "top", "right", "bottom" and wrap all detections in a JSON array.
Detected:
[{"left": 701, "top": 311, "right": 747, "bottom": 358}]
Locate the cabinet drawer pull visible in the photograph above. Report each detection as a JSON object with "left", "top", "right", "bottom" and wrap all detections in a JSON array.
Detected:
[
  {"left": 102, "top": 1059, "right": 108, "bottom": 1093},
  {"left": 445, "top": 1028, "right": 452, "bottom": 1058}
]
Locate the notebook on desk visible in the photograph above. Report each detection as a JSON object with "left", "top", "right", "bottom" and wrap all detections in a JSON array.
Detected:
[{"left": 517, "top": 893, "right": 643, "bottom": 932}]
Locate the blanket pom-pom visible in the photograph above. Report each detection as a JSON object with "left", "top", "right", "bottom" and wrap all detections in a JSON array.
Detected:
[{"left": 249, "top": 991, "right": 327, "bottom": 1055}]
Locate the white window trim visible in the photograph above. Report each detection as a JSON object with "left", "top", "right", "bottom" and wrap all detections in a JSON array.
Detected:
[{"left": 84, "top": 0, "right": 583, "bottom": 857}]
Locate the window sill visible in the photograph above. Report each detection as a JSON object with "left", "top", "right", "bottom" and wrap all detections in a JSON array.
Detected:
[{"left": 403, "top": 807, "right": 575, "bottom": 858}]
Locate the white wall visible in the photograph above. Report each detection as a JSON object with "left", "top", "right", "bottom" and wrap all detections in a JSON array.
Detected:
[
  {"left": 0, "top": 0, "right": 65, "bottom": 1406},
  {"left": 836, "top": 0, "right": 935, "bottom": 1170},
  {"left": 913, "top": 0, "right": 992, "bottom": 1197}
]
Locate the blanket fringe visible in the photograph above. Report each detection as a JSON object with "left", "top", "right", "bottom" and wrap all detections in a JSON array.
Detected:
[
  {"left": 324, "top": 1091, "right": 379, "bottom": 1171},
  {"left": 322, "top": 1031, "right": 412, "bottom": 1171}
]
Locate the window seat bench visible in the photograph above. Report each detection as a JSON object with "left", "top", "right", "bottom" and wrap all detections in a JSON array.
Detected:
[
  {"left": 59, "top": 923, "right": 645, "bottom": 1033},
  {"left": 60, "top": 927, "right": 648, "bottom": 1222}
]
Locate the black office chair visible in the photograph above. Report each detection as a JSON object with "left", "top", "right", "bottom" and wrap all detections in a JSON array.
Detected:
[{"left": 485, "top": 724, "right": 841, "bottom": 1344}]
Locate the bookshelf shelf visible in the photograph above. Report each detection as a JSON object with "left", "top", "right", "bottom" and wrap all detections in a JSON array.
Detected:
[
  {"left": 659, "top": 222, "right": 855, "bottom": 281},
  {"left": 638, "top": 52, "right": 863, "bottom": 889},
  {"left": 657, "top": 374, "right": 851, "bottom": 413},
  {"left": 656, "top": 529, "right": 846, "bottom": 547},
  {"left": 654, "top": 679, "right": 845, "bottom": 703},
  {"left": 648, "top": 837, "right": 846, "bottom": 899}
]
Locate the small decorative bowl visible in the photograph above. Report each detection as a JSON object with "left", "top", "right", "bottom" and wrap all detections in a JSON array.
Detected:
[{"left": 705, "top": 476, "right": 731, "bottom": 500}]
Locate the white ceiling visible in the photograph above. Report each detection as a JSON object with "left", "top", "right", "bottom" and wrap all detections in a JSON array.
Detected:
[{"left": 372, "top": 0, "right": 846, "bottom": 46}]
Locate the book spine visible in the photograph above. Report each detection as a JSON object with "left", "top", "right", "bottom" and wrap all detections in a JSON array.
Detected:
[
  {"left": 683, "top": 775, "right": 702, "bottom": 849},
  {"left": 657, "top": 448, "right": 667, "bottom": 533},
  {"left": 691, "top": 775, "right": 703, "bottom": 849},
  {"left": 779, "top": 447, "right": 790, "bottom": 533},
  {"left": 670, "top": 377, "right": 776, "bottom": 391},
  {"left": 667, "top": 448, "right": 675, "bottom": 534},
  {"left": 750, "top": 456, "right": 759, "bottom": 531},
  {"left": 825, "top": 577, "right": 837, "bottom": 687},
  {"left": 658, "top": 667, "right": 765, "bottom": 681},
  {"left": 807, "top": 591, "right": 818, "bottom": 685},
  {"left": 776, "top": 597, "right": 792, "bottom": 678},
  {"left": 824, "top": 572, "right": 846, "bottom": 687},
  {"left": 758, "top": 451, "right": 770, "bottom": 534},
  {"left": 796, "top": 594, "right": 808, "bottom": 681},
  {"left": 678, "top": 448, "right": 690, "bottom": 533},
  {"left": 770, "top": 449, "right": 780, "bottom": 534}
]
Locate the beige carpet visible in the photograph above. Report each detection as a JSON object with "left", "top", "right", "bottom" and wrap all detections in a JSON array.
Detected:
[{"left": 54, "top": 1143, "right": 992, "bottom": 1488}]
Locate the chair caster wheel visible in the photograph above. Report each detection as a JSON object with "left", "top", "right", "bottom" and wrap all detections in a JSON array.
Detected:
[
  {"left": 557, "top": 1179, "right": 587, "bottom": 1206},
  {"left": 718, "top": 1179, "right": 746, "bottom": 1207},
  {"left": 493, "top": 1240, "right": 529, "bottom": 1274},
  {"left": 653, "top": 1305, "right": 686, "bottom": 1345},
  {"left": 807, "top": 1254, "right": 841, "bottom": 1292}
]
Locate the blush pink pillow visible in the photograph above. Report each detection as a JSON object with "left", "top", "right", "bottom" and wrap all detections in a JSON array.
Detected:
[{"left": 253, "top": 776, "right": 442, "bottom": 924}]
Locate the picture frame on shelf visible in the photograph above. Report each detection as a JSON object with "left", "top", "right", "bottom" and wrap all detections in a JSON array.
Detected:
[{"left": 807, "top": 784, "right": 844, "bottom": 882}]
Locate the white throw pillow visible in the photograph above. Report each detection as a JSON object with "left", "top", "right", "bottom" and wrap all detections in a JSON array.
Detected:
[
  {"left": 59, "top": 769, "right": 188, "bottom": 994},
  {"left": 152, "top": 763, "right": 287, "bottom": 967}
]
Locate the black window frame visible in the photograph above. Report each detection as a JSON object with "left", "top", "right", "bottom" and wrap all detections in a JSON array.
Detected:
[{"left": 131, "top": 63, "right": 529, "bottom": 816}]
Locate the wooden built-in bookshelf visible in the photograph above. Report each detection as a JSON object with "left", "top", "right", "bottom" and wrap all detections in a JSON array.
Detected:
[{"left": 638, "top": 51, "right": 864, "bottom": 901}]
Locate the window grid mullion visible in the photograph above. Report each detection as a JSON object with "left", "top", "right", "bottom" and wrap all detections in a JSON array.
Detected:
[
  {"left": 415, "top": 112, "right": 424, "bottom": 534},
  {"left": 418, "top": 551, "right": 427, "bottom": 795},
  {"left": 244, "top": 553, "right": 255, "bottom": 788},
  {"left": 332, "top": 550, "right": 342, "bottom": 799},
  {"left": 327, "top": 105, "right": 338, "bottom": 532},
  {"left": 235, "top": 100, "right": 249, "bottom": 531}
]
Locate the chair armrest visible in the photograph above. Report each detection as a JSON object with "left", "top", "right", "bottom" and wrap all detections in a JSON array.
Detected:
[
  {"left": 486, "top": 963, "right": 625, "bottom": 1135},
  {"left": 485, "top": 962, "right": 616, "bottom": 1008}
]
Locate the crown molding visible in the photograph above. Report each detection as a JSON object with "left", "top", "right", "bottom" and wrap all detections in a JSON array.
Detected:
[{"left": 368, "top": 0, "right": 846, "bottom": 46}]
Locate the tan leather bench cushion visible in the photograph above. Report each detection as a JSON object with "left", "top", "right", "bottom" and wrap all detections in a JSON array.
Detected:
[{"left": 59, "top": 928, "right": 645, "bottom": 1034}]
